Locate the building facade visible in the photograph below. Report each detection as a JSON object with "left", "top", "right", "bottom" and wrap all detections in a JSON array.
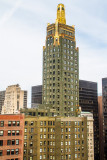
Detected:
[
  {"left": 0, "top": 114, "right": 24, "bottom": 160},
  {"left": 79, "top": 80, "right": 99, "bottom": 160},
  {"left": 102, "top": 78, "right": 107, "bottom": 160},
  {"left": 0, "top": 91, "right": 5, "bottom": 114},
  {"left": 42, "top": 4, "right": 79, "bottom": 117},
  {"left": 23, "top": 115, "right": 94, "bottom": 160},
  {"left": 31, "top": 85, "right": 42, "bottom": 108},
  {"left": 1, "top": 84, "right": 27, "bottom": 114},
  {"left": 98, "top": 96, "right": 103, "bottom": 160}
]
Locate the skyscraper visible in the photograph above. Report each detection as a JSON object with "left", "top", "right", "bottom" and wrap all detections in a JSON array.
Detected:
[
  {"left": 79, "top": 80, "right": 99, "bottom": 159},
  {"left": 21, "top": 4, "right": 94, "bottom": 160},
  {"left": 42, "top": 4, "right": 79, "bottom": 117},
  {"left": 102, "top": 78, "right": 107, "bottom": 160},
  {"left": 31, "top": 85, "right": 42, "bottom": 108}
]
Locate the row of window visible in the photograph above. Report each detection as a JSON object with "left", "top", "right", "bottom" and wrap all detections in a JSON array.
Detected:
[
  {"left": 0, "top": 139, "right": 19, "bottom": 146},
  {"left": 0, "top": 121, "right": 20, "bottom": 127},
  {"left": 0, "top": 130, "right": 20, "bottom": 136},
  {"left": 0, "top": 149, "right": 19, "bottom": 156},
  {"left": 8, "top": 121, "right": 20, "bottom": 126}
]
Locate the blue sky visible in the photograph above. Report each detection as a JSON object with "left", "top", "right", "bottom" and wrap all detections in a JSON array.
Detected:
[{"left": 0, "top": 0, "right": 107, "bottom": 105}]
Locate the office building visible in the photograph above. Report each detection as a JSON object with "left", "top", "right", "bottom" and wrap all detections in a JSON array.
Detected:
[
  {"left": 31, "top": 85, "right": 42, "bottom": 108},
  {"left": 102, "top": 78, "right": 107, "bottom": 160},
  {"left": 98, "top": 96, "right": 103, "bottom": 160},
  {"left": 0, "top": 91, "right": 5, "bottom": 114},
  {"left": 1, "top": 84, "right": 27, "bottom": 114},
  {"left": 42, "top": 3, "right": 79, "bottom": 117},
  {"left": 0, "top": 114, "right": 24, "bottom": 160},
  {"left": 79, "top": 80, "right": 99, "bottom": 160}
]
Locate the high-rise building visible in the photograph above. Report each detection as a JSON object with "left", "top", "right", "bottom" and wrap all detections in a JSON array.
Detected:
[
  {"left": 79, "top": 80, "right": 99, "bottom": 159},
  {"left": 0, "top": 91, "right": 5, "bottom": 114},
  {"left": 98, "top": 96, "right": 103, "bottom": 160},
  {"left": 42, "top": 4, "right": 79, "bottom": 117},
  {"left": 21, "top": 4, "right": 94, "bottom": 160},
  {"left": 102, "top": 78, "right": 107, "bottom": 160},
  {"left": 1, "top": 84, "right": 27, "bottom": 114},
  {"left": 0, "top": 114, "right": 24, "bottom": 160},
  {"left": 31, "top": 85, "right": 42, "bottom": 108}
]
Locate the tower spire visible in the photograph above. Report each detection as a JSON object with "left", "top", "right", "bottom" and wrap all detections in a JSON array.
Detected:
[{"left": 57, "top": 4, "right": 66, "bottom": 24}]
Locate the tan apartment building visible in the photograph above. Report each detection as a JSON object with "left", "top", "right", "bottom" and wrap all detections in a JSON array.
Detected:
[
  {"left": 0, "top": 114, "right": 24, "bottom": 160},
  {"left": 23, "top": 115, "right": 94, "bottom": 160},
  {"left": 1, "top": 84, "right": 27, "bottom": 114}
]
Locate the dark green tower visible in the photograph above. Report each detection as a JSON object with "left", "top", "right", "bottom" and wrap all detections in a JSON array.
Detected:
[{"left": 42, "top": 4, "right": 79, "bottom": 117}]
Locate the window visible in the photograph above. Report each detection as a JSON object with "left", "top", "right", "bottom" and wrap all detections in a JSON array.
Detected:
[
  {"left": 25, "top": 121, "right": 27, "bottom": 126},
  {"left": 0, "top": 121, "right": 4, "bottom": 127},
  {"left": 24, "top": 149, "right": 26, "bottom": 154},
  {"left": 40, "top": 121, "right": 43, "bottom": 126},
  {"left": 12, "top": 130, "right": 15, "bottom": 136},
  {"left": 31, "top": 121, "right": 33, "bottom": 125},
  {"left": 0, "top": 150, "right": 2, "bottom": 156},
  {"left": 7, "top": 140, "right": 11, "bottom": 145},
  {"left": 8, "top": 130, "right": 11, "bottom": 136},
  {"left": 12, "top": 139, "right": 15, "bottom": 145},
  {"left": 16, "top": 130, "right": 19, "bottom": 135},
  {"left": 30, "top": 142, "right": 33, "bottom": 147},
  {"left": 8, "top": 121, "right": 11, "bottom": 126},
  {"left": 0, "top": 131, "right": 3, "bottom": 136},
  {"left": 25, "top": 128, "right": 27, "bottom": 133},
  {"left": 16, "top": 149, "right": 19, "bottom": 155},
  {"left": 13, "top": 121, "right": 16, "bottom": 126},
  {"left": 7, "top": 149, "right": 10, "bottom": 155},
  {"left": 40, "top": 155, "right": 42, "bottom": 159},
  {"left": 24, "top": 135, "right": 27, "bottom": 140},
  {"left": 0, "top": 140, "right": 3, "bottom": 146},
  {"left": 16, "top": 139, "right": 19, "bottom": 145},
  {"left": 30, "top": 149, "right": 33, "bottom": 153},
  {"left": 31, "top": 128, "right": 33, "bottom": 133},
  {"left": 11, "top": 149, "right": 14, "bottom": 155},
  {"left": 24, "top": 142, "right": 27, "bottom": 147},
  {"left": 16, "top": 121, "right": 20, "bottom": 126}
]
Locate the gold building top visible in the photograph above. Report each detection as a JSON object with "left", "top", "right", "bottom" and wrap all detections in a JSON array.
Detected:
[{"left": 57, "top": 4, "right": 66, "bottom": 24}]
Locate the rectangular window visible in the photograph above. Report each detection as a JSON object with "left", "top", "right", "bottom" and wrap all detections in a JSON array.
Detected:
[
  {"left": 16, "top": 121, "right": 20, "bottom": 126},
  {"left": 16, "top": 139, "right": 19, "bottom": 145},
  {"left": 0, "top": 150, "right": 2, "bottom": 156},
  {"left": 7, "top": 149, "right": 10, "bottom": 155},
  {"left": 16, "top": 149, "right": 19, "bottom": 155},
  {"left": 8, "top": 130, "right": 11, "bottom": 136},
  {"left": 12, "top": 139, "right": 15, "bottom": 145},
  {"left": 7, "top": 140, "right": 11, "bottom": 145},
  {"left": 11, "top": 149, "right": 14, "bottom": 155},
  {"left": 12, "top": 130, "right": 15, "bottom": 136},
  {"left": 8, "top": 121, "right": 11, "bottom": 126},
  {"left": 13, "top": 121, "right": 16, "bottom": 126},
  {"left": 16, "top": 130, "right": 20, "bottom": 135},
  {"left": 0, "top": 140, "right": 3, "bottom": 146},
  {"left": 0, "top": 121, "right": 4, "bottom": 127},
  {"left": 25, "top": 121, "right": 27, "bottom": 125},
  {"left": 0, "top": 131, "right": 3, "bottom": 136}
]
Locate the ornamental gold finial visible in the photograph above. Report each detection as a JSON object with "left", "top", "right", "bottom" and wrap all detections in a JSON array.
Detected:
[{"left": 57, "top": 4, "right": 66, "bottom": 24}]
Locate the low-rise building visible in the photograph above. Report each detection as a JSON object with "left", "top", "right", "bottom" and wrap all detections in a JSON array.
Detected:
[
  {"left": 23, "top": 114, "right": 94, "bottom": 160},
  {"left": 0, "top": 114, "right": 24, "bottom": 160}
]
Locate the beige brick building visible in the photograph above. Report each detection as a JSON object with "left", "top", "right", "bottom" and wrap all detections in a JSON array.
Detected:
[
  {"left": 1, "top": 84, "right": 27, "bottom": 114},
  {"left": 23, "top": 114, "right": 94, "bottom": 160}
]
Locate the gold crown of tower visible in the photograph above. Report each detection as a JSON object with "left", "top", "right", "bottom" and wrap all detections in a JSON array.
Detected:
[{"left": 57, "top": 4, "right": 66, "bottom": 24}]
